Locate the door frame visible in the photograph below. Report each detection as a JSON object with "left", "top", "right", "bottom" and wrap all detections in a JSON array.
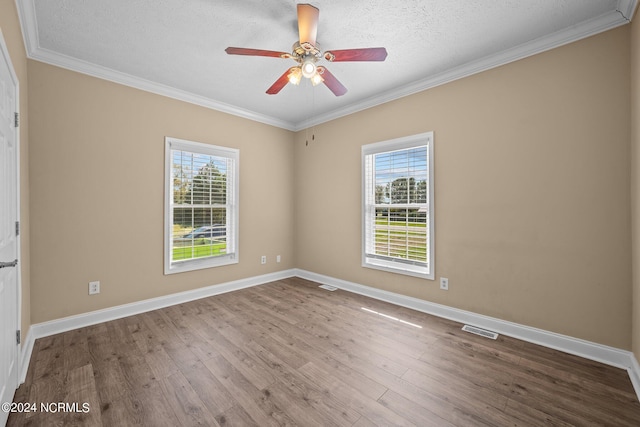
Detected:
[{"left": 0, "top": 27, "right": 22, "bottom": 389}]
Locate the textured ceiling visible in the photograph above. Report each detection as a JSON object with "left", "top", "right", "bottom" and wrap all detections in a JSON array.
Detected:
[{"left": 16, "top": 0, "right": 637, "bottom": 130}]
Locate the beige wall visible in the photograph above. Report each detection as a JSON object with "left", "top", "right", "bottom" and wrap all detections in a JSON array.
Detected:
[
  {"left": 295, "top": 27, "right": 632, "bottom": 349},
  {"left": 1, "top": 0, "right": 31, "bottom": 344},
  {"left": 632, "top": 14, "right": 640, "bottom": 361},
  {"left": 28, "top": 61, "right": 295, "bottom": 323},
  {"left": 16, "top": 11, "right": 639, "bottom": 352}
]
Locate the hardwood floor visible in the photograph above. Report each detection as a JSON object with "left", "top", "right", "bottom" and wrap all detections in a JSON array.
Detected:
[{"left": 8, "top": 277, "right": 640, "bottom": 426}]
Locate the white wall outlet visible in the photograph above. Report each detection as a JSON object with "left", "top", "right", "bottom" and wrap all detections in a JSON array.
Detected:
[
  {"left": 261, "top": 255, "right": 267, "bottom": 264},
  {"left": 89, "top": 281, "right": 100, "bottom": 295},
  {"left": 440, "top": 277, "right": 449, "bottom": 291},
  {"left": 276, "top": 255, "right": 281, "bottom": 263}
]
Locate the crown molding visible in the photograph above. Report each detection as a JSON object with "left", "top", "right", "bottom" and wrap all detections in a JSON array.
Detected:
[
  {"left": 32, "top": 47, "right": 297, "bottom": 130},
  {"left": 15, "top": 0, "right": 637, "bottom": 132},
  {"left": 14, "top": 0, "right": 38, "bottom": 55},
  {"left": 295, "top": 2, "right": 636, "bottom": 130},
  {"left": 14, "top": 0, "right": 297, "bottom": 130}
]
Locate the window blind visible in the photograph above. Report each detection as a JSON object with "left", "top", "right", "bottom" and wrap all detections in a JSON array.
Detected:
[
  {"left": 165, "top": 137, "right": 238, "bottom": 274},
  {"left": 362, "top": 132, "right": 433, "bottom": 279}
]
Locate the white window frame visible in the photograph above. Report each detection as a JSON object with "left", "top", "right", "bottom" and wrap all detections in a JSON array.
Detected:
[
  {"left": 164, "top": 137, "right": 239, "bottom": 274},
  {"left": 362, "top": 132, "right": 434, "bottom": 280}
]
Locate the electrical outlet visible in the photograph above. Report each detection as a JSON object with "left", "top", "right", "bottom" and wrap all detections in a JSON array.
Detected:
[
  {"left": 276, "top": 255, "right": 281, "bottom": 263},
  {"left": 261, "top": 255, "right": 267, "bottom": 264},
  {"left": 89, "top": 281, "right": 100, "bottom": 295},
  {"left": 440, "top": 277, "right": 449, "bottom": 291}
]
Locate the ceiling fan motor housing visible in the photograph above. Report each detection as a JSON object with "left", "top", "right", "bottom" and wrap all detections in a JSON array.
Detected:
[
  {"left": 292, "top": 41, "right": 322, "bottom": 78},
  {"left": 292, "top": 41, "right": 322, "bottom": 61}
]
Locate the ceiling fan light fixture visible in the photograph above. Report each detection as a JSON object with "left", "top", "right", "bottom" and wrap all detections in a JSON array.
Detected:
[
  {"left": 301, "top": 56, "right": 317, "bottom": 78},
  {"left": 287, "top": 67, "right": 302, "bottom": 85},
  {"left": 310, "top": 72, "right": 324, "bottom": 86}
]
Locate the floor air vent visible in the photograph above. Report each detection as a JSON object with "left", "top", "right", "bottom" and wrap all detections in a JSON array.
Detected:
[
  {"left": 462, "top": 325, "right": 499, "bottom": 340},
  {"left": 318, "top": 284, "right": 338, "bottom": 291}
]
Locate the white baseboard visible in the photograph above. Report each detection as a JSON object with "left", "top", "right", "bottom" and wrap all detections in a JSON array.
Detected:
[
  {"left": 18, "top": 328, "right": 35, "bottom": 383},
  {"left": 294, "top": 268, "right": 640, "bottom": 402},
  {"left": 19, "top": 269, "right": 296, "bottom": 383},
  {"left": 18, "top": 267, "right": 640, "bottom": 404},
  {"left": 630, "top": 355, "right": 640, "bottom": 400}
]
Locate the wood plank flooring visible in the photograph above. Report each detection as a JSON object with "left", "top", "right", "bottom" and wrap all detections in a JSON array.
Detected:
[{"left": 8, "top": 277, "right": 640, "bottom": 426}]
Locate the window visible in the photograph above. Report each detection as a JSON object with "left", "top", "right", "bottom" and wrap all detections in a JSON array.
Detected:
[
  {"left": 164, "top": 137, "right": 239, "bottom": 274},
  {"left": 362, "top": 132, "right": 434, "bottom": 279}
]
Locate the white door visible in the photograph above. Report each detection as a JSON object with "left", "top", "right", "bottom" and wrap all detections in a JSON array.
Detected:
[{"left": 0, "top": 31, "right": 20, "bottom": 427}]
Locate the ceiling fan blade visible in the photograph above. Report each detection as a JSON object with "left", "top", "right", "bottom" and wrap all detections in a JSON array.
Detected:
[
  {"left": 225, "top": 47, "right": 290, "bottom": 59},
  {"left": 317, "top": 66, "right": 347, "bottom": 96},
  {"left": 297, "top": 4, "right": 319, "bottom": 47},
  {"left": 266, "top": 69, "right": 292, "bottom": 95},
  {"left": 324, "top": 47, "right": 388, "bottom": 62}
]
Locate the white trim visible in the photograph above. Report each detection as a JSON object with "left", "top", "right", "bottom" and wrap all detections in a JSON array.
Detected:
[
  {"left": 30, "top": 270, "right": 295, "bottom": 339},
  {"left": 362, "top": 132, "right": 434, "bottom": 280},
  {"left": 15, "top": 268, "right": 640, "bottom": 404},
  {"left": 18, "top": 328, "right": 33, "bottom": 383},
  {"left": 295, "top": 6, "right": 635, "bottom": 130},
  {"left": 14, "top": 0, "right": 38, "bottom": 56},
  {"left": 294, "top": 268, "right": 640, "bottom": 402},
  {"left": 13, "top": 51, "right": 21, "bottom": 399},
  {"left": 14, "top": 0, "right": 294, "bottom": 130},
  {"left": 0, "top": 28, "right": 22, "bottom": 404},
  {"left": 164, "top": 137, "right": 240, "bottom": 275},
  {"left": 14, "top": 0, "right": 635, "bottom": 131},
  {"left": 629, "top": 355, "right": 640, "bottom": 401},
  {"left": 32, "top": 47, "right": 297, "bottom": 131},
  {"left": 16, "top": 269, "right": 295, "bottom": 379}
]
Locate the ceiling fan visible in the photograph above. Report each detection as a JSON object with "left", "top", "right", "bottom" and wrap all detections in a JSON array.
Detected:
[{"left": 225, "top": 3, "right": 387, "bottom": 96}]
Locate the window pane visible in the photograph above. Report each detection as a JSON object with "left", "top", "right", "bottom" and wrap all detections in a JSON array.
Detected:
[
  {"left": 373, "top": 207, "right": 427, "bottom": 263},
  {"left": 171, "top": 150, "right": 230, "bottom": 264},
  {"left": 362, "top": 133, "right": 433, "bottom": 279},
  {"left": 374, "top": 147, "right": 428, "bottom": 205},
  {"left": 371, "top": 144, "right": 428, "bottom": 265}
]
